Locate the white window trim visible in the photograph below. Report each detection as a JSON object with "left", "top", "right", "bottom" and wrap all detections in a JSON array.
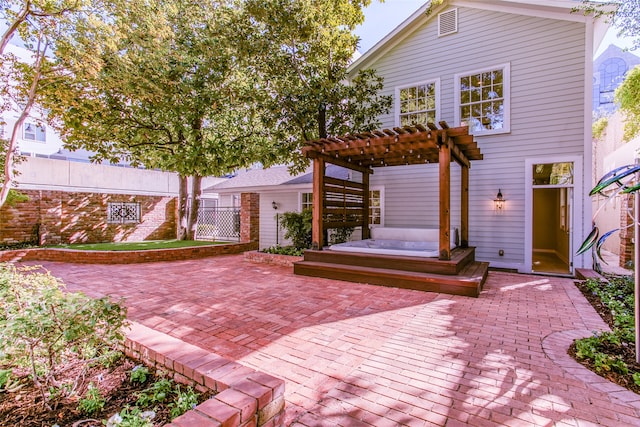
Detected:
[
  {"left": 524, "top": 155, "right": 584, "bottom": 274},
  {"left": 394, "top": 79, "right": 440, "bottom": 127},
  {"left": 454, "top": 63, "right": 510, "bottom": 135}
]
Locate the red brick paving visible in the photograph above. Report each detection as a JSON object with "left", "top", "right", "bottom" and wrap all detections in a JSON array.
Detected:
[{"left": 27, "top": 255, "right": 640, "bottom": 426}]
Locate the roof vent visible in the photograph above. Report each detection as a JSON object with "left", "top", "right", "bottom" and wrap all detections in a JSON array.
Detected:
[{"left": 438, "top": 8, "right": 458, "bottom": 37}]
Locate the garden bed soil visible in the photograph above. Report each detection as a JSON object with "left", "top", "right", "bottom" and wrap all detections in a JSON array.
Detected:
[
  {"left": 570, "top": 278, "right": 640, "bottom": 394},
  {"left": 0, "top": 356, "right": 212, "bottom": 427}
]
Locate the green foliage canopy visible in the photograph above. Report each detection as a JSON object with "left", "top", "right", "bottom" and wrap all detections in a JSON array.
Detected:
[{"left": 616, "top": 66, "right": 640, "bottom": 141}]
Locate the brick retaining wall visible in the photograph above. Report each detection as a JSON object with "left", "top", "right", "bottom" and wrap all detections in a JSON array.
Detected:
[
  {"left": 0, "top": 190, "right": 176, "bottom": 245},
  {"left": 0, "top": 242, "right": 258, "bottom": 264},
  {"left": 125, "top": 322, "right": 285, "bottom": 427}
]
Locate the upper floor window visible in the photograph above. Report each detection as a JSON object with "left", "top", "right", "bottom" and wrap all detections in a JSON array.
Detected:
[
  {"left": 396, "top": 80, "right": 439, "bottom": 127},
  {"left": 599, "top": 57, "right": 627, "bottom": 91},
  {"left": 455, "top": 64, "right": 510, "bottom": 135},
  {"left": 23, "top": 122, "right": 46, "bottom": 142}
]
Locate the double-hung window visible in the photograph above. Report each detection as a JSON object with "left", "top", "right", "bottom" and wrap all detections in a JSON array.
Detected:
[
  {"left": 396, "top": 80, "right": 439, "bottom": 127},
  {"left": 301, "top": 193, "right": 313, "bottom": 211},
  {"left": 455, "top": 63, "right": 510, "bottom": 134}
]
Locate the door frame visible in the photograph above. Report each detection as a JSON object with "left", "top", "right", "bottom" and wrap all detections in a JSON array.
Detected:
[{"left": 524, "top": 155, "right": 583, "bottom": 274}]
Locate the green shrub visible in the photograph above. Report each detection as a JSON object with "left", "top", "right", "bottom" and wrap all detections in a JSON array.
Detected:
[
  {"left": 328, "top": 227, "right": 354, "bottom": 245},
  {"left": 168, "top": 385, "right": 199, "bottom": 419},
  {"left": 261, "top": 245, "right": 304, "bottom": 256},
  {"left": 279, "top": 210, "right": 313, "bottom": 249},
  {"left": 574, "top": 275, "right": 638, "bottom": 384},
  {"left": 0, "top": 264, "right": 128, "bottom": 407},
  {"left": 130, "top": 365, "right": 150, "bottom": 384},
  {"left": 78, "top": 383, "right": 106, "bottom": 415}
]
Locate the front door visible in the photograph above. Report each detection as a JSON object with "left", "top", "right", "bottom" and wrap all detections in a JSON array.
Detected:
[{"left": 531, "top": 162, "right": 574, "bottom": 275}]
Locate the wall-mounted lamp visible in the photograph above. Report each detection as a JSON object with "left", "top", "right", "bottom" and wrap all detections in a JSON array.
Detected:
[
  {"left": 272, "top": 201, "right": 278, "bottom": 210},
  {"left": 494, "top": 189, "right": 505, "bottom": 210}
]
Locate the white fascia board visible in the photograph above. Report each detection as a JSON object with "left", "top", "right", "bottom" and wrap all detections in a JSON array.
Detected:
[{"left": 209, "top": 183, "right": 313, "bottom": 195}]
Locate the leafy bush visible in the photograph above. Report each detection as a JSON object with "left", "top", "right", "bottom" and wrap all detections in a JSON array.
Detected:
[
  {"left": 0, "top": 264, "right": 128, "bottom": 408},
  {"left": 328, "top": 227, "right": 354, "bottom": 245},
  {"left": 279, "top": 209, "right": 313, "bottom": 249},
  {"left": 261, "top": 245, "right": 304, "bottom": 256},
  {"left": 130, "top": 365, "right": 150, "bottom": 384},
  {"left": 78, "top": 383, "right": 106, "bottom": 415},
  {"left": 168, "top": 385, "right": 199, "bottom": 418},
  {"left": 573, "top": 276, "right": 638, "bottom": 385}
]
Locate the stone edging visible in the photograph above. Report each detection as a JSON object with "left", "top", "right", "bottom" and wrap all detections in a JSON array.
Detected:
[
  {"left": 125, "top": 322, "right": 285, "bottom": 427},
  {"left": 243, "top": 250, "right": 303, "bottom": 267},
  {"left": 542, "top": 329, "right": 640, "bottom": 412},
  {"left": 0, "top": 242, "right": 258, "bottom": 264}
]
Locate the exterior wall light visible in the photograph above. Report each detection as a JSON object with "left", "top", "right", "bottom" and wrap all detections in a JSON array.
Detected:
[
  {"left": 272, "top": 201, "right": 278, "bottom": 210},
  {"left": 494, "top": 189, "right": 505, "bottom": 210}
]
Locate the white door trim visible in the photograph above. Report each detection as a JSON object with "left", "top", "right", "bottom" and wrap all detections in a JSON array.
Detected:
[{"left": 524, "top": 155, "right": 584, "bottom": 274}]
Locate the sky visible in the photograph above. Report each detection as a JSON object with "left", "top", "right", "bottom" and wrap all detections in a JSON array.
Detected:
[{"left": 354, "top": 0, "right": 636, "bottom": 58}]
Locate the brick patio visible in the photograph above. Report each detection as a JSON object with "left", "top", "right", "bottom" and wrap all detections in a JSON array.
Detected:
[{"left": 29, "top": 255, "right": 640, "bottom": 426}]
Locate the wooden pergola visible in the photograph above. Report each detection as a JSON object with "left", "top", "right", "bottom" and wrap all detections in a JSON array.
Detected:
[{"left": 301, "top": 121, "right": 483, "bottom": 261}]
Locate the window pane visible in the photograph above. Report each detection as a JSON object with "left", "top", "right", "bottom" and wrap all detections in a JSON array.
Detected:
[
  {"left": 533, "top": 163, "right": 573, "bottom": 185},
  {"left": 458, "top": 67, "right": 507, "bottom": 132},
  {"left": 471, "top": 88, "right": 480, "bottom": 102},
  {"left": 461, "top": 90, "right": 469, "bottom": 104}
]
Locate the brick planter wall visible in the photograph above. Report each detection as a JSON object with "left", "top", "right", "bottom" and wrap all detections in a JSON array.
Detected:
[
  {"left": 0, "top": 190, "right": 176, "bottom": 245},
  {"left": 125, "top": 322, "right": 285, "bottom": 427},
  {"left": 0, "top": 242, "right": 258, "bottom": 264},
  {"left": 243, "top": 250, "right": 302, "bottom": 267}
]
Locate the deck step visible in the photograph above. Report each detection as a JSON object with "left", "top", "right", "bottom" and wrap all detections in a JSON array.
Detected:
[
  {"left": 302, "top": 247, "right": 476, "bottom": 275},
  {"left": 294, "top": 259, "right": 489, "bottom": 297}
]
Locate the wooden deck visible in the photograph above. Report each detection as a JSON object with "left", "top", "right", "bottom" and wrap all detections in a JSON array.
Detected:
[{"left": 294, "top": 247, "right": 489, "bottom": 297}]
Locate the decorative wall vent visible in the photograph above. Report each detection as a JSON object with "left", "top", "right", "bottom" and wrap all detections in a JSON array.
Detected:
[
  {"left": 107, "top": 202, "right": 141, "bottom": 223},
  {"left": 438, "top": 8, "right": 458, "bottom": 37}
]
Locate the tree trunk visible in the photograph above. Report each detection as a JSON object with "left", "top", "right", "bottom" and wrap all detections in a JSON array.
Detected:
[
  {"left": 177, "top": 175, "right": 188, "bottom": 240},
  {"left": 186, "top": 175, "right": 202, "bottom": 240},
  {"left": 318, "top": 103, "right": 327, "bottom": 139},
  {"left": 0, "top": 39, "right": 47, "bottom": 208}
]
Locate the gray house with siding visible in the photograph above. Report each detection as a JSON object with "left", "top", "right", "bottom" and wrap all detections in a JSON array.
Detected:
[{"left": 206, "top": 0, "right": 609, "bottom": 276}]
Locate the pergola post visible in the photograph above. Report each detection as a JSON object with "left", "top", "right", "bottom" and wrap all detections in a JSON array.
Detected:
[
  {"left": 439, "top": 136, "right": 451, "bottom": 260},
  {"left": 312, "top": 158, "right": 325, "bottom": 250},
  {"left": 362, "top": 172, "right": 370, "bottom": 239},
  {"left": 461, "top": 165, "right": 469, "bottom": 248}
]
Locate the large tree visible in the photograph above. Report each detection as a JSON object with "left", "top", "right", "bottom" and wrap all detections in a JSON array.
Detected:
[
  {"left": 45, "top": 0, "right": 391, "bottom": 239},
  {"left": 242, "top": 0, "right": 392, "bottom": 173},
  {"left": 44, "top": 0, "right": 274, "bottom": 239}
]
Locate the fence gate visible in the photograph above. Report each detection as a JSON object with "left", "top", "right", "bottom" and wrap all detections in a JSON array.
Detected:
[{"left": 196, "top": 207, "right": 241, "bottom": 242}]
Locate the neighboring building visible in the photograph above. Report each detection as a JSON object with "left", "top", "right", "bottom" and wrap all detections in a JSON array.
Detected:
[
  {"left": 1, "top": 44, "right": 65, "bottom": 156},
  {"left": 591, "top": 112, "right": 640, "bottom": 268},
  {"left": 593, "top": 44, "right": 640, "bottom": 116},
  {"left": 209, "top": 0, "right": 610, "bottom": 276}
]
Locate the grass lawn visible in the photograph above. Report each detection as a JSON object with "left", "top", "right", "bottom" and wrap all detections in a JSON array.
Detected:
[{"left": 51, "top": 240, "right": 224, "bottom": 251}]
